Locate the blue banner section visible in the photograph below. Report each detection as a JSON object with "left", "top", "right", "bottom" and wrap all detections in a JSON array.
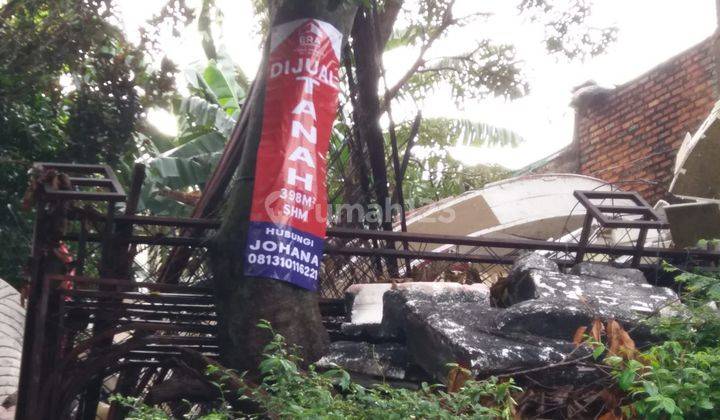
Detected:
[{"left": 243, "top": 221, "right": 323, "bottom": 291}]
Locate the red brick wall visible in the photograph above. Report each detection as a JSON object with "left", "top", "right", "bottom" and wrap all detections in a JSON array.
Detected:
[{"left": 573, "top": 33, "right": 719, "bottom": 203}]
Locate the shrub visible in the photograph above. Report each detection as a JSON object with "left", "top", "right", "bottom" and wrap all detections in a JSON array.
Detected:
[
  {"left": 112, "top": 320, "right": 521, "bottom": 419},
  {"left": 596, "top": 262, "right": 720, "bottom": 419}
]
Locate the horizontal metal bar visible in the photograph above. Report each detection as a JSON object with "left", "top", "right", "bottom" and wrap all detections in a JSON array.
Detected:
[
  {"left": 595, "top": 205, "right": 656, "bottom": 215},
  {"left": 141, "top": 336, "right": 217, "bottom": 345},
  {"left": 60, "top": 290, "right": 215, "bottom": 303},
  {"left": 326, "top": 227, "right": 720, "bottom": 260},
  {"left": 125, "top": 236, "right": 210, "bottom": 247},
  {"left": 599, "top": 219, "right": 668, "bottom": 228},
  {"left": 61, "top": 225, "right": 720, "bottom": 261},
  {"left": 115, "top": 215, "right": 221, "bottom": 229},
  {"left": 325, "top": 246, "right": 516, "bottom": 265},
  {"left": 115, "top": 361, "right": 173, "bottom": 368},
  {"left": 42, "top": 189, "right": 126, "bottom": 202},
  {"left": 61, "top": 233, "right": 208, "bottom": 247},
  {"left": 37, "top": 162, "right": 109, "bottom": 174},
  {"left": 65, "top": 306, "right": 217, "bottom": 320},
  {"left": 48, "top": 275, "right": 214, "bottom": 294},
  {"left": 575, "top": 190, "right": 641, "bottom": 201},
  {"left": 327, "top": 227, "right": 575, "bottom": 250},
  {"left": 63, "top": 301, "right": 216, "bottom": 313},
  {"left": 68, "top": 178, "right": 115, "bottom": 188},
  {"left": 143, "top": 343, "right": 219, "bottom": 351},
  {"left": 126, "top": 350, "right": 219, "bottom": 359},
  {"left": 111, "top": 319, "right": 217, "bottom": 333}
]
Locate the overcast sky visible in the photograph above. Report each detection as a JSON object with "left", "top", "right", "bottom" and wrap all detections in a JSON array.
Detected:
[{"left": 119, "top": 0, "right": 718, "bottom": 170}]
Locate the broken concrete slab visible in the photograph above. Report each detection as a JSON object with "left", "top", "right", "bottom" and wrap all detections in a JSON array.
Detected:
[
  {"left": 569, "top": 262, "right": 647, "bottom": 285},
  {"left": 398, "top": 299, "right": 574, "bottom": 382},
  {"left": 341, "top": 282, "right": 490, "bottom": 342},
  {"left": 497, "top": 254, "right": 678, "bottom": 311},
  {"left": 492, "top": 253, "right": 560, "bottom": 307},
  {"left": 333, "top": 254, "right": 679, "bottom": 386},
  {"left": 339, "top": 322, "right": 384, "bottom": 341},
  {"left": 379, "top": 285, "right": 576, "bottom": 382},
  {"left": 379, "top": 283, "right": 490, "bottom": 339},
  {"left": 511, "top": 268, "right": 677, "bottom": 311},
  {"left": 513, "top": 252, "right": 560, "bottom": 274},
  {"left": 346, "top": 282, "right": 490, "bottom": 325},
  {"left": 316, "top": 341, "right": 409, "bottom": 380},
  {"left": 494, "top": 297, "right": 655, "bottom": 344}
]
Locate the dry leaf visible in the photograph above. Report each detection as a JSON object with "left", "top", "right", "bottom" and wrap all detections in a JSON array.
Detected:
[
  {"left": 607, "top": 320, "right": 636, "bottom": 358},
  {"left": 606, "top": 320, "right": 621, "bottom": 355},
  {"left": 446, "top": 364, "right": 471, "bottom": 393},
  {"left": 598, "top": 410, "right": 623, "bottom": 420},
  {"left": 157, "top": 189, "right": 201, "bottom": 206},
  {"left": 591, "top": 318, "right": 604, "bottom": 341},
  {"left": 598, "top": 389, "right": 624, "bottom": 419},
  {"left": 573, "top": 326, "right": 587, "bottom": 347}
]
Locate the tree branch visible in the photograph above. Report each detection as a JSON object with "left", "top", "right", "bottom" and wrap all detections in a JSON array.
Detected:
[
  {"left": 375, "top": 0, "right": 403, "bottom": 47},
  {"left": 399, "top": 112, "right": 422, "bottom": 181},
  {"left": 380, "top": 0, "right": 457, "bottom": 111}
]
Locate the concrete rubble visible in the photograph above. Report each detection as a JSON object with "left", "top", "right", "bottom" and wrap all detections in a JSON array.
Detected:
[{"left": 320, "top": 253, "right": 680, "bottom": 385}]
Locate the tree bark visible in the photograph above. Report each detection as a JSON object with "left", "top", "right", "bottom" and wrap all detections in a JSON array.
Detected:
[
  {"left": 349, "top": 5, "right": 404, "bottom": 275},
  {"left": 351, "top": 10, "right": 392, "bottom": 233},
  {"left": 209, "top": 0, "right": 357, "bottom": 377}
]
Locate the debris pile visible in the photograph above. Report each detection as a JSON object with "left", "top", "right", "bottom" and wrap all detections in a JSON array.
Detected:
[{"left": 319, "top": 253, "right": 679, "bottom": 387}]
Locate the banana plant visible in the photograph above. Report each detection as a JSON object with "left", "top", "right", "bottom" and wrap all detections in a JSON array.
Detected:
[{"left": 138, "top": 56, "right": 248, "bottom": 215}]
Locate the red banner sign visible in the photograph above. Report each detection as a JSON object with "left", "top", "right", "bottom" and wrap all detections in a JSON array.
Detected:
[{"left": 243, "top": 19, "right": 342, "bottom": 290}]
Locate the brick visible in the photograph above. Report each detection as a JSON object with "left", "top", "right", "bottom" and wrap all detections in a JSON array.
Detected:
[{"left": 559, "top": 35, "right": 720, "bottom": 202}]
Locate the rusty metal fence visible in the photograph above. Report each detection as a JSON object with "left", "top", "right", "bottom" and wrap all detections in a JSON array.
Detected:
[{"left": 15, "top": 162, "right": 720, "bottom": 419}]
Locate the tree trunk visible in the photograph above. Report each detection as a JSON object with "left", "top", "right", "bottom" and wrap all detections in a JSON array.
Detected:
[
  {"left": 351, "top": 9, "right": 392, "bottom": 233},
  {"left": 209, "top": 0, "right": 357, "bottom": 377},
  {"left": 349, "top": 4, "right": 403, "bottom": 275}
]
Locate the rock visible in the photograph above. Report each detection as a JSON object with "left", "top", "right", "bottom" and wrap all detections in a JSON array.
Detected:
[
  {"left": 570, "top": 262, "right": 647, "bottom": 285},
  {"left": 339, "top": 322, "right": 384, "bottom": 341},
  {"left": 316, "top": 341, "right": 409, "bottom": 380},
  {"left": 514, "top": 252, "right": 560, "bottom": 274},
  {"left": 493, "top": 259, "right": 679, "bottom": 345},
  {"left": 380, "top": 286, "right": 575, "bottom": 382},
  {"left": 510, "top": 268, "right": 676, "bottom": 311},
  {"left": 380, "top": 283, "right": 490, "bottom": 339},
  {"left": 495, "top": 297, "right": 655, "bottom": 344},
  {"left": 335, "top": 257, "right": 680, "bottom": 386},
  {"left": 493, "top": 253, "right": 559, "bottom": 307},
  {"left": 498, "top": 253, "right": 677, "bottom": 310},
  {"left": 408, "top": 303, "right": 575, "bottom": 382}
]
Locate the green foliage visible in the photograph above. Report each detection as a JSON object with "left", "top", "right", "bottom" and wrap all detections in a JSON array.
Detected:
[
  {"left": 385, "top": 0, "right": 615, "bottom": 104},
  {"left": 139, "top": 55, "right": 247, "bottom": 215},
  {"left": 650, "top": 262, "right": 720, "bottom": 348},
  {"left": 0, "top": 0, "right": 177, "bottom": 286},
  {"left": 404, "top": 41, "right": 527, "bottom": 104},
  {"left": 602, "top": 263, "right": 720, "bottom": 419},
  {"left": 109, "top": 395, "right": 173, "bottom": 420},
  {"left": 393, "top": 118, "right": 517, "bottom": 203},
  {"left": 519, "top": 0, "right": 617, "bottom": 59},
  {"left": 631, "top": 342, "right": 720, "bottom": 419},
  {"left": 117, "top": 320, "right": 522, "bottom": 419}
]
